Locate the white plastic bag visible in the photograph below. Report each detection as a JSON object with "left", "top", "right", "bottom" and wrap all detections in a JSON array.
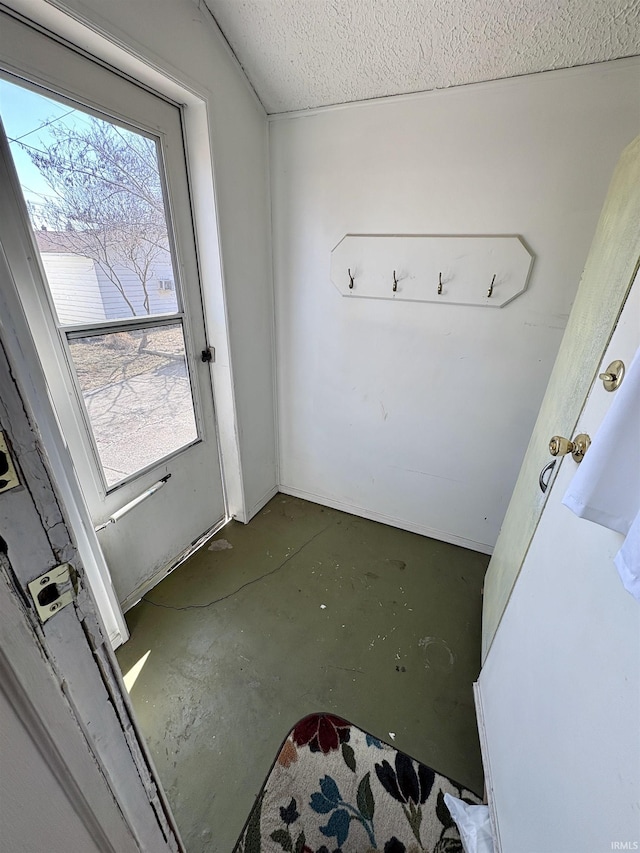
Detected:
[{"left": 443, "top": 793, "right": 495, "bottom": 853}]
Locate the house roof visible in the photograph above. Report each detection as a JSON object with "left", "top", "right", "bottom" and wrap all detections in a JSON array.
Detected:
[{"left": 34, "top": 229, "right": 78, "bottom": 254}]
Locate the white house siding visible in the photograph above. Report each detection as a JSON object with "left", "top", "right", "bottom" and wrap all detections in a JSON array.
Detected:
[
  {"left": 95, "top": 258, "right": 178, "bottom": 320},
  {"left": 39, "top": 253, "right": 106, "bottom": 325},
  {"left": 39, "top": 237, "right": 178, "bottom": 323}
]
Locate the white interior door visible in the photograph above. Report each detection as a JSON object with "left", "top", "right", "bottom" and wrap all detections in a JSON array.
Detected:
[
  {"left": 477, "top": 271, "right": 639, "bottom": 851},
  {"left": 0, "top": 14, "right": 225, "bottom": 607}
]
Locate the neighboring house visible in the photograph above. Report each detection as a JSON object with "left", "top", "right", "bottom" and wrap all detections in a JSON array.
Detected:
[{"left": 35, "top": 229, "right": 177, "bottom": 323}]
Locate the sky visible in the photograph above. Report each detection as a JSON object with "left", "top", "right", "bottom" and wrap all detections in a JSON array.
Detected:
[
  {"left": 0, "top": 76, "right": 89, "bottom": 214},
  {"left": 0, "top": 75, "right": 159, "bottom": 227}
]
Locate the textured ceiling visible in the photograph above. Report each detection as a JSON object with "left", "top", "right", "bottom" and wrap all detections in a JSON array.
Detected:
[{"left": 200, "top": 0, "right": 640, "bottom": 114}]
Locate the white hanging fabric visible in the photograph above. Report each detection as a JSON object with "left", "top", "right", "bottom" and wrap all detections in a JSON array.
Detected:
[{"left": 562, "top": 345, "right": 640, "bottom": 600}]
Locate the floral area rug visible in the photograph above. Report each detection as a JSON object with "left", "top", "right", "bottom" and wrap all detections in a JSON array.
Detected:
[{"left": 233, "top": 713, "right": 481, "bottom": 853}]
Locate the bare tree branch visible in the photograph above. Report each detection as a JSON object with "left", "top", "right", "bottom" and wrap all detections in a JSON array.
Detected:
[{"left": 20, "top": 116, "right": 171, "bottom": 320}]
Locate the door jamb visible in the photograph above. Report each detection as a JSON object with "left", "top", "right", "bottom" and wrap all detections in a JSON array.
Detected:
[
  {"left": 0, "top": 136, "right": 128, "bottom": 647},
  {"left": 0, "top": 317, "right": 183, "bottom": 850}
]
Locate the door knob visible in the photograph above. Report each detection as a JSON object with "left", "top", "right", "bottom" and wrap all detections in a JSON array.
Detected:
[{"left": 549, "top": 433, "right": 591, "bottom": 463}]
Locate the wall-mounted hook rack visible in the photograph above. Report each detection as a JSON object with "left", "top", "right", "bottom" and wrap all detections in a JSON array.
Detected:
[{"left": 331, "top": 235, "right": 534, "bottom": 308}]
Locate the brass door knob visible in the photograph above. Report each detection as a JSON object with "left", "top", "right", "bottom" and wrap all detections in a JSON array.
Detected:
[{"left": 549, "top": 433, "right": 591, "bottom": 463}]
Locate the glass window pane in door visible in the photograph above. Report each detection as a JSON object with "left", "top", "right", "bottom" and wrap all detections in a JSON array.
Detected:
[
  {"left": 0, "top": 78, "right": 178, "bottom": 322},
  {"left": 68, "top": 324, "right": 198, "bottom": 487}
]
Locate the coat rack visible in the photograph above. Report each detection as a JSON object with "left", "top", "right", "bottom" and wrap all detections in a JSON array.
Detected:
[{"left": 330, "top": 235, "right": 534, "bottom": 308}]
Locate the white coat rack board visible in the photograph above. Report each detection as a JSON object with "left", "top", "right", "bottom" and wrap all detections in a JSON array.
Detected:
[{"left": 330, "top": 235, "right": 534, "bottom": 307}]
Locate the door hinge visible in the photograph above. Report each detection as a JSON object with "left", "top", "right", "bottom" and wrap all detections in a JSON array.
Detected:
[
  {"left": 201, "top": 347, "right": 215, "bottom": 363},
  {"left": 27, "top": 564, "right": 75, "bottom": 623}
]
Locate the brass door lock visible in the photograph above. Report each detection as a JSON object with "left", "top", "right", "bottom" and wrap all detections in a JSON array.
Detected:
[
  {"left": 599, "top": 359, "right": 625, "bottom": 392},
  {"left": 549, "top": 433, "right": 591, "bottom": 463}
]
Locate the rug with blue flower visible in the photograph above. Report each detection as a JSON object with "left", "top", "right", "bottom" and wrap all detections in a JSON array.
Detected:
[{"left": 233, "top": 714, "right": 481, "bottom": 853}]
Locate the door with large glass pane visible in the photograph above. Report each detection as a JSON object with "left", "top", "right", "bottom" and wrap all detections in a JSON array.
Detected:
[{"left": 0, "top": 15, "right": 225, "bottom": 607}]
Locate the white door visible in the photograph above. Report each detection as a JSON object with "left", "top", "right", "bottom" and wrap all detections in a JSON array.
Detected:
[
  {"left": 482, "top": 136, "right": 640, "bottom": 657},
  {"left": 477, "top": 273, "right": 640, "bottom": 851},
  {"left": 0, "top": 13, "right": 225, "bottom": 607}
]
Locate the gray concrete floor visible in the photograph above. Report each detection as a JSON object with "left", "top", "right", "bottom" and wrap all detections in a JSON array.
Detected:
[
  {"left": 84, "top": 362, "right": 197, "bottom": 486},
  {"left": 116, "top": 495, "right": 488, "bottom": 853}
]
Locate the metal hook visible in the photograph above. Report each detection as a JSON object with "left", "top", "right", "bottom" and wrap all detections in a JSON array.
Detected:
[
  {"left": 392, "top": 271, "right": 398, "bottom": 292},
  {"left": 437, "top": 272, "right": 443, "bottom": 295},
  {"left": 487, "top": 274, "right": 496, "bottom": 298},
  {"left": 348, "top": 268, "right": 354, "bottom": 289}
]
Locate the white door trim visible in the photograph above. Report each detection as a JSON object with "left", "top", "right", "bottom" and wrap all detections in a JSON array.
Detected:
[
  {"left": 0, "top": 566, "right": 136, "bottom": 853},
  {"left": 472, "top": 681, "right": 502, "bottom": 853},
  {"left": 0, "top": 313, "right": 182, "bottom": 849},
  {"left": 0, "top": 186, "right": 128, "bottom": 647}
]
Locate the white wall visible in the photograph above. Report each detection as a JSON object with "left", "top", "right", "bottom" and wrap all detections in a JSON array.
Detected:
[
  {"left": 270, "top": 59, "right": 640, "bottom": 552},
  {"left": 8, "top": 0, "right": 278, "bottom": 521}
]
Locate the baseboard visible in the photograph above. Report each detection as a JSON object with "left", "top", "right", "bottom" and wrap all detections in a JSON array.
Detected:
[
  {"left": 473, "top": 681, "right": 502, "bottom": 853},
  {"left": 119, "top": 485, "right": 491, "bottom": 611},
  {"left": 119, "top": 516, "right": 229, "bottom": 613},
  {"left": 278, "top": 485, "right": 494, "bottom": 555},
  {"left": 108, "top": 628, "right": 125, "bottom": 651}
]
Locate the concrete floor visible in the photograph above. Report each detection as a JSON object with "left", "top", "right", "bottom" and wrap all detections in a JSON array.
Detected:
[{"left": 116, "top": 495, "right": 489, "bottom": 853}]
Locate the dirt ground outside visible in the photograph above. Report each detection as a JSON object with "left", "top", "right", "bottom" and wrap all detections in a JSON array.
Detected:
[
  {"left": 67, "top": 324, "right": 197, "bottom": 485},
  {"left": 69, "top": 325, "right": 186, "bottom": 393}
]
